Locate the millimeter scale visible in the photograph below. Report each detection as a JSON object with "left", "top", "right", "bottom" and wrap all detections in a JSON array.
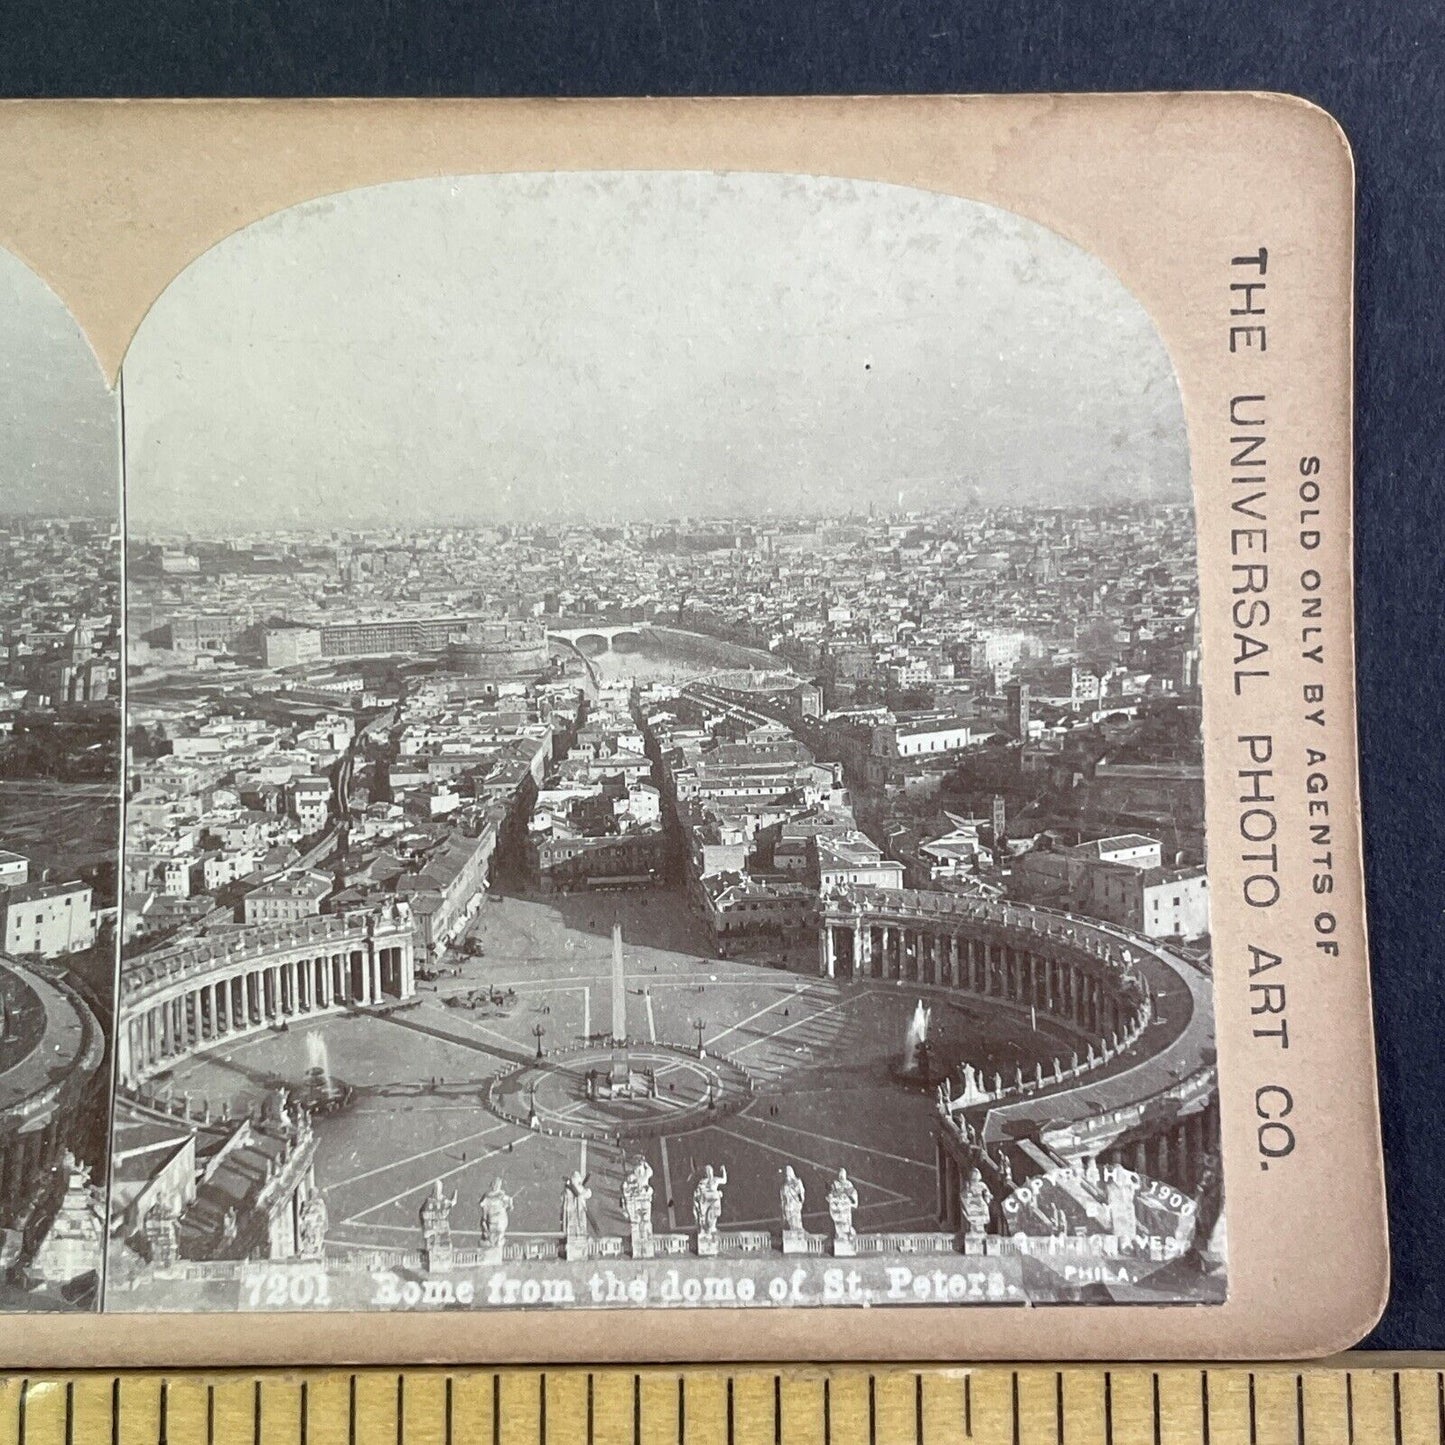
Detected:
[{"left": 0, "top": 1362, "right": 1439, "bottom": 1445}]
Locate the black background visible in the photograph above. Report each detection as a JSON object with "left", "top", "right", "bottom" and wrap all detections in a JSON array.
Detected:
[{"left": 2, "top": 0, "right": 1441, "bottom": 1350}]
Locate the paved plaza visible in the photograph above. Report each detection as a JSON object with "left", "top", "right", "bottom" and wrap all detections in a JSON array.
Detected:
[{"left": 156, "top": 886, "right": 1077, "bottom": 1249}]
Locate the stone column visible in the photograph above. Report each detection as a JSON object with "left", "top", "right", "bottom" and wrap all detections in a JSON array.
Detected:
[
  {"left": 371, "top": 948, "right": 383, "bottom": 1003},
  {"left": 401, "top": 938, "right": 415, "bottom": 997},
  {"left": 116, "top": 1020, "right": 132, "bottom": 1086},
  {"left": 949, "top": 934, "right": 961, "bottom": 987},
  {"left": 821, "top": 924, "right": 836, "bottom": 978}
]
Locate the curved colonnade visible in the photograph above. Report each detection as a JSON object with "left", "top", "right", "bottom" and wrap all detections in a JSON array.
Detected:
[
  {"left": 116, "top": 907, "right": 416, "bottom": 1090},
  {"left": 0, "top": 957, "right": 105, "bottom": 1234},
  {"left": 817, "top": 887, "right": 1218, "bottom": 1222}
]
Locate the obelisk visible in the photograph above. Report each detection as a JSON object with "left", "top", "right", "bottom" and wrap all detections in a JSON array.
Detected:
[{"left": 610, "top": 919, "right": 630, "bottom": 1088}]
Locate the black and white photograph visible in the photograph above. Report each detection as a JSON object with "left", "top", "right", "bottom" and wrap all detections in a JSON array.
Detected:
[
  {"left": 103, "top": 171, "right": 1223, "bottom": 1314},
  {"left": 0, "top": 246, "right": 120, "bottom": 1309}
]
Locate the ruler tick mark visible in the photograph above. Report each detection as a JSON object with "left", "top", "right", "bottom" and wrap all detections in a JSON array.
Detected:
[
  {"left": 301, "top": 1381, "right": 309, "bottom": 1445},
  {"left": 254, "top": 1379, "right": 262, "bottom": 1445},
  {"left": 1152, "top": 1373, "right": 1161, "bottom": 1445},
  {"left": 206, "top": 1384, "right": 214, "bottom": 1445},
  {"left": 1010, "top": 1371, "right": 1020, "bottom": 1445},
  {"left": 917, "top": 1373, "right": 926, "bottom": 1445},
  {"left": 445, "top": 1378, "right": 454, "bottom": 1445},
  {"left": 1201, "top": 1371, "right": 1211, "bottom": 1445},
  {"left": 823, "top": 1379, "right": 832, "bottom": 1445},
  {"left": 17, "top": 1378, "right": 25, "bottom": 1445},
  {"left": 1395, "top": 1372, "right": 1405, "bottom": 1445},
  {"left": 774, "top": 1374, "right": 782, "bottom": 1445},
  {"left": 350, "top": 1375, "right": 358, "bottom": 1445},
  {"left": 64, "top": 1381, "right": 73, "bottom": 1445},
  {"left": 633, "top": 1373, "right": 641, "bottom": 1445},
  {"left": 1296, "top": 1373, "right": 1305, "bottom": 1445},
  {"left": 160, "top": 1379, "right": 169, "bottom": 1445},
  {"left": 1248, "top": 1373, "right": 1258, "bottom": 1445},
  {"left": 964, "top": 1375, "right": 973, "bottom": 1438},
  {"left": 111, "top": 1378, "right": 119, "bottom": 1445},
  {"left": 540, "top": 1371, "right": 547, "bottom": 1445},
  {"left": 677, "top": 1375, "right": 685, "bottom": 1445},
  {"left": 586, "top": 1375, "right": 593, "bottom": 1445},
  {"left": 869, "top": 1374, "right": 877, "bottom": 1445},
  {"left": 1104, "top": 1371, "right": 1114, "bottom": 1445},
  {"left": 726, "top": 1377, "right": 734, "bottom": 1445},
  {"left": 1346, "top": 1372, "right": 1355, "bottom": 1445}
]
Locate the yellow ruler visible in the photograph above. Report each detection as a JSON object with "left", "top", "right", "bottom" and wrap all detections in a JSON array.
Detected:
[{"left": 0, "top": 1364, "right": 1439, "bottom": 1444}]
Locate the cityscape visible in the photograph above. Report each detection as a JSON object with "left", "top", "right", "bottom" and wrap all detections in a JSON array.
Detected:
[
  {"left": 0, "top": 241, "right": 121, "bottom": 1309},
  {"left": 104, "top": 504, "right": 1222, "bottom": 1311}
]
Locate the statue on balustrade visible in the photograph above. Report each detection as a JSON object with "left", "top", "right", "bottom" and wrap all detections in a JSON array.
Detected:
[
  {"left": 780, "top": 1166, "right": 806, "bottom": 1234},
  {"left": 420, "top": 1179, "right": 456, "bottom": 1249},
  {"left": 827, "top": 1169, "right": 859, "bottom": 1250},
  {"left": 622, "top": 1159, "right": 655, "bottom": 1256},
  {"left": 562, "top": 1171, "right": 592, "bottom": 1238},
  {"left": 299, "top": 1188, "right": 329, "bottom": 1259},
  {"left": 961, "top": 1168, "right": 992, "bottom": 1239},
  {"left": 1106, "top": 1167, "right": 1139, "bottom": 1245},
  {"left": 693, "top": 1165, "right": 727, "bottom": 1237},
  {"left": 479, "top": 1179, "right": 515, "bottom": 1252}
]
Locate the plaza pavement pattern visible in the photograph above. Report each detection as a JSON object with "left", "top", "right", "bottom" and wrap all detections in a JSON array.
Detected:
[{"left": 157, "top": 887, "right": 1074, "bottom": 1250}]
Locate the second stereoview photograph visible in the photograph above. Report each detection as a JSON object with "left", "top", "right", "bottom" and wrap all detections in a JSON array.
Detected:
[
  {"left": 0, "top": 246, "right": 121, "bottom": 1311},
  {"left": 101, "top": 170, "right": 1223, "bottom": 1316}
]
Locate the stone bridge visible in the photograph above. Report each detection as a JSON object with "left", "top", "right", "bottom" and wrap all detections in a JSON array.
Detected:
[{"left": 547, "top": 624, "right": 647, "bottom": 655}]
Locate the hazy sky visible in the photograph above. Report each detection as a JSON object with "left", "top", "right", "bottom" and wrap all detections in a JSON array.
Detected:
[
  {"left": 0, "top": 248, "right": 118, "bottom": 517},
  {"left": 123, "top": 172, "right": 1189, "bottom": 532}
]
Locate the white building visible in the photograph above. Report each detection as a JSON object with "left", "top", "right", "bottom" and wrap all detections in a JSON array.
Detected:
[{"left": 0, "top": 880, "right": 96, "bottom": 957}]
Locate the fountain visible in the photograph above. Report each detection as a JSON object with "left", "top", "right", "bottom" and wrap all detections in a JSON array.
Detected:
[
  {"left": 298, "top": 1031, "right": 353, "bottom": 1115},
  {"left": 904, "top": 1000, "right": 931, "bottom": 1073},
  {"left": 892, "top": 999, "right": 941, "bottom": 1086}
]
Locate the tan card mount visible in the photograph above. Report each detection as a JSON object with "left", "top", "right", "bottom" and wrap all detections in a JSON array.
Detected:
[{"left": 0, "top": 94, "right": 1383, "bottom": 1362}]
